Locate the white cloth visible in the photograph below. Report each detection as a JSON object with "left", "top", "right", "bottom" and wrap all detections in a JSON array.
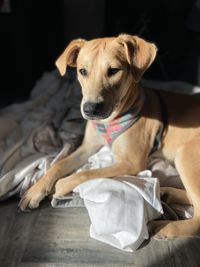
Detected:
[
  {"left": 72, "top": 146, "right": 163, "bottom": 252},
  {"left": 74, "top": 176, "right": 163, "bottom": 252}
]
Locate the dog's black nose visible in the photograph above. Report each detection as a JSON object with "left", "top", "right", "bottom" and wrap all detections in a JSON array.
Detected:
[{"left": 83, "top": 102, "right": 104, "bottom": 117}]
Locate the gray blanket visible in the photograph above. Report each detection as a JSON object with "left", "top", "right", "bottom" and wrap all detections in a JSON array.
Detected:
[{"left": 0, "top": 70, "right": 85, "bottom": 200}]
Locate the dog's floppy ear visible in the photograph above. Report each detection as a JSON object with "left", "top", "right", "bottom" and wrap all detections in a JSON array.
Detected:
[
  {"left": 55, "top": 39, "right": 86, "bottom": 76},
  {"left": 117, "top": 34, "right": 157, "bottom": 82}
]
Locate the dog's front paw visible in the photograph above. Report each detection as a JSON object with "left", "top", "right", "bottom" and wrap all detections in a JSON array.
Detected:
[
  {"left": 53, "top": 176, "right": 78, "bottom": 199},
  {"left": 18, "top": 180, "right": 50, "bottom": 211}
]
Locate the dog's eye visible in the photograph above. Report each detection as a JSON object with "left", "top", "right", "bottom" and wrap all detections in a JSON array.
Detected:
[
  {"left": 108, "top": 68, "right": 121, "bottom": 77},
  {"left": 79, "top": 68, "right": 88, "bottom": 76}
]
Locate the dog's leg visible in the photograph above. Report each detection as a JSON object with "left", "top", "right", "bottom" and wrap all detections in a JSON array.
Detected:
[
  {"left": 18, "top": 123, "right": 101, "bottom": 210},
  {"left": 53, "top": 162, "right": 135, "bottom": 198},
  {"left": 160, "top": 187, "right": 192, "bottom": 205},
  {"left": 53, "top": 129, "right": 151, "bottom": 199},
  {"left": 150, "top": 139, "right": 200, "bottom": 239}
]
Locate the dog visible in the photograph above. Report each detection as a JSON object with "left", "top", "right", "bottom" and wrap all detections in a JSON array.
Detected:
[{"left": 19, "top": 34, "right": 200, "bottom": 239}]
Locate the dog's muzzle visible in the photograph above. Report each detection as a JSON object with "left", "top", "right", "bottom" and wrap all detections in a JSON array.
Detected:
[{"left": 83, "top": 101, "right": 105, "bottom": 117}]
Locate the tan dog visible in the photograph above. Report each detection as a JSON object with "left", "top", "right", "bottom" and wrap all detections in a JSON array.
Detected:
[{"left": 19, "top": 34, "right": 200, "bottom": 239}]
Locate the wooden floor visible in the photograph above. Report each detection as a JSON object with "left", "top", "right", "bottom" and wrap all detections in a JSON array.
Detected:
[{"left": 1, "top": 198, "right": 200, "bottom": 267}]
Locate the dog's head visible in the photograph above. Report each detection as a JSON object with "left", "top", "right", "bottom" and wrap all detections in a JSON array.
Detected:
[{"left": 56, "top": 34, "right": 157, "bottom": 120}]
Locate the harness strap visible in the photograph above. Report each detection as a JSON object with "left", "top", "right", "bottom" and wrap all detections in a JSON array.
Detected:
[{"left": 150, "top": 90, "right": 168, "bottom": 155}]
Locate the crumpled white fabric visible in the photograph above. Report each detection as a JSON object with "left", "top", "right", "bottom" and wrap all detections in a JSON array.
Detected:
[
  {"left": 74, "top": 176, "right": 162, "bottom": 252},
  {"left": 73, "top": 146, "right": 163, "bottom": 252}
]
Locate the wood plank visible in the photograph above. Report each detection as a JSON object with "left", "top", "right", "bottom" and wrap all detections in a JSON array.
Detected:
[
  {"left": 0, "top": 197, "right": 39, "bottom": 267},
  {"left": 1, "top": 198, "right": 200, "bottom": 267},
  {"left": 170, "top": 237, "right": 200, "bottom": 267}
]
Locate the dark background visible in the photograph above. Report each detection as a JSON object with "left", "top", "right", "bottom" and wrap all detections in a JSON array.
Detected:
[{"left": 0, "top": 0, "right": 200, "bottom": 106}]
